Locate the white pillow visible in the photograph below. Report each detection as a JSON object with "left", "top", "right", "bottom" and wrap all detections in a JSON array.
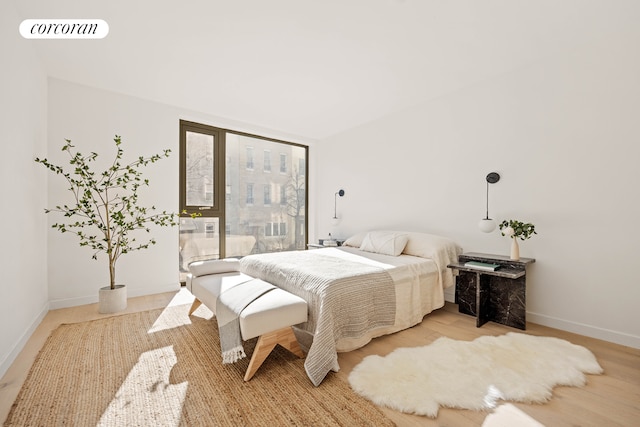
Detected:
[
  {"left": 359, "top": 231, "right": 409, "bottom": 256},
  {"left": 342, "top": 231, "right": 368, "bottom": 248},
  {"left": 399, "top": 231, "right": 462, "bottom": 289},
  {"left": 188, "top": 258, "right": 240, "bottom": 277},
  {"left": 401, "top": 232, "right": 460, "bottom": 259}
]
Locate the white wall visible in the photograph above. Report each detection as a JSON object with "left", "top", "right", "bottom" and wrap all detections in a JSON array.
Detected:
[
  {"left": 47, "top": 79, "right": 182, "bottom": 306},
  {"left": 0, "top": 2, "right": 49, "bottom": 377},
  {"left": 47, "top": 78, "right": 313, "bottom": 308},
  {"left": 314, "top": 30, "right": 640, "bottom": 348}
]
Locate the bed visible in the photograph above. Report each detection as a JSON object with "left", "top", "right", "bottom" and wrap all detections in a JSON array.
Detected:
[{"left": 239, "top": 230, "right": 462, "bottom": 386}]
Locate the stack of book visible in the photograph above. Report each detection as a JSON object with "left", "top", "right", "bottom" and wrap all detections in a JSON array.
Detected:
[{"left": 464, "top": 261, "right": 500, "bottom": 271}]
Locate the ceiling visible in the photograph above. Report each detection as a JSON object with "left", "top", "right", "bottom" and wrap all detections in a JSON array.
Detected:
[{"left": 12, "top": 0, "right": 639, "bottom": 142}]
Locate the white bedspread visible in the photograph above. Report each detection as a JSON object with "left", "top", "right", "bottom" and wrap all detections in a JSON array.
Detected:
[
  {"left": 239, "top": 245, "right": 458, "bottom": 386},
  {"left": 240, "top": 250, "right": 396, "bottom": 386},
  {"left": 327, "top": 247, "right": 444, "bottom": 352}
]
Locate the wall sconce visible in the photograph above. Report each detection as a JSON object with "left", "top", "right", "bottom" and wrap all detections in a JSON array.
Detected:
[
  {"left": 333, "top": 189, "right": 345, "bottom": 220},
  {"left": 478, "top": 172, "right": 500, "bottom": 233}
]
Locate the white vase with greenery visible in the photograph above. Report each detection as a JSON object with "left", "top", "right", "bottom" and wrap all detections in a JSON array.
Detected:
[
  {"left": 36, "top": 135, "right": 178, "bottom": 313},
  {"left": 499, "top": 219, "right": 537, "bottom": 261}
]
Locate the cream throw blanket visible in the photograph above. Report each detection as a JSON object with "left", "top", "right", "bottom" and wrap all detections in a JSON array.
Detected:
[
  {"left": 240, "top": 251, "right": 395, "bottom": 386},
  {"left": 216, "top": 279, "right": 276, "bottom": 363}
]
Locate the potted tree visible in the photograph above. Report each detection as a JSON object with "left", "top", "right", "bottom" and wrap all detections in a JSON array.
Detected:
[{"left": 36, "top": 135, "right": 178, "bottom": 313}]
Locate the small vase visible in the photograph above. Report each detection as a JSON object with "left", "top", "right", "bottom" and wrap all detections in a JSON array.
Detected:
[{"left": 510, "top": 237, "right": 520, "bottom": 261}]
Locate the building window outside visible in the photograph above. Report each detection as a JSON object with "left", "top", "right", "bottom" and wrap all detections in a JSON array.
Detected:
[
  {"left": 280, "top": 153, "right": 287, "bottom": 173},
  {"left": 246, "top": 146, "right": 254, "bottom": 170},
  {"left": 264, "top": 184, "right": 271, "bottom": 206},
  {"left": 246, "top": 183, "right": 254, "bottom": 205},
  {"left": 264, "top": 150, "right": 271, "bottom": 172},
  {"left": 264, "top": 222, "right": 287, "bottom": 237}
]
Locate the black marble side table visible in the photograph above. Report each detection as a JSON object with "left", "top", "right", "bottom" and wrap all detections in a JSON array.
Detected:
[{"left": 447, "top": 252, "right": 535, "bottom": 330}]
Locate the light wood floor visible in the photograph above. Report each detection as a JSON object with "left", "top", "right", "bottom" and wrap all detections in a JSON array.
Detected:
[{"left": 2, "top": 290, "right": 638, "bottom": 426}]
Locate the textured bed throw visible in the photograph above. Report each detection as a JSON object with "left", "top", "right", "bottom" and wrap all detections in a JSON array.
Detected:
[
  {"left": 240, "top": 251, "right": 396, "bottom": 386},
  {"left": 348, "top": 332, "right": 603, "bottom": 418},
  {"left": 216, "top": 279, "right": 276, "bottom": 363}
]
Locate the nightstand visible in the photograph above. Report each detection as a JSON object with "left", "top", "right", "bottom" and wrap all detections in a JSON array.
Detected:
[{"left": 447, "top": 252, "right": 535, "bottom": 330}]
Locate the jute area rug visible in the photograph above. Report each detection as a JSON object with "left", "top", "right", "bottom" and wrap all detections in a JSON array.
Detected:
[
  {"left": 348, "top": 332, "right": 603, "bottom": 418},
  {"left": 6, "top": 303, "right": 393, "bottom": 426}
]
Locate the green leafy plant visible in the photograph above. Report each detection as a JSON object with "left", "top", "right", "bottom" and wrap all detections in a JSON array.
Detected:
[
  {"left": 499, "top": 219, "right": 537, "bottom": 241},
  {"left": 35, "top": 135, "right": 178, "bottom": 289}
]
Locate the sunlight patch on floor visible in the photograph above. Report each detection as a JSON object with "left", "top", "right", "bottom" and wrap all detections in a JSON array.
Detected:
[
  {"left": 148, "top": 288, "right": 195, "bottom": 333},
  {"left": 482, "top": 404, "right": 545, "bottom": 427},
  {"left": 168, "top": 287, "right": 196, "bottom": 307},
  {"left": 98, "top": 345, "right": 187, "bottom": 427}
]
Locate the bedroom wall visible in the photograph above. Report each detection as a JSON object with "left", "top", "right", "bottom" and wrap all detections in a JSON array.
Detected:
[
  {"left": 313, "top": 29, "right": 640, "bottom": 348},
  {"left": 0, "top": 2, "right": 49, "bottom": 377},
  {"left": 47, "top": 78, "right": 314, "bottom": 308}
]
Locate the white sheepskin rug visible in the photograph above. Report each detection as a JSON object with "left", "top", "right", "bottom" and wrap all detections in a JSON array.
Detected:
[{"left": 348, "top": 332, "right": 603, "bottom": 418}]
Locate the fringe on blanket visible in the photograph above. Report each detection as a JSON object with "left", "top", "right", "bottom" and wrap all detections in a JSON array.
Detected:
[{"left": 222, "top": 345, "right": 247, "bottom": 364}]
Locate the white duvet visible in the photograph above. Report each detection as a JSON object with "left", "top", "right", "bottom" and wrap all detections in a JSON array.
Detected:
[{"left": 240, "top": 244, "right": 458, "bottom": 385}]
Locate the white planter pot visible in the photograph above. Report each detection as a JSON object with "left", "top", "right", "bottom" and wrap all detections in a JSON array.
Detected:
[{"left": 98, "top": 285, "right": 127, "bottom": 314}]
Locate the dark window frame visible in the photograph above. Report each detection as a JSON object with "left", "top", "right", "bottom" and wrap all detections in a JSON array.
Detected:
[
  {"left": 179, "top": 120, "right": 224, "bottom": 218},
  {"left": 179, "top": 120, "right": 309, "bottom": 260}
]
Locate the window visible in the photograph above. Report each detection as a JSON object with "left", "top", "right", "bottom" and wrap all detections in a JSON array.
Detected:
[
  {"left": 181, "top": 128, "right": 219, "bottom": 211},
  {"left": 179, "top": 121, "right": 223, "bottom": 280},
  {"left": 264, "top": 222, "right": 287, "bottom": 237},
  {"left": 299, "top": 158, "right": 306, "bottom": 176},
  {"left": 179, "top": 120, "right": 308, "bottom": 280},
  {"left": 227, "top": 133, "right": 306, "bottom": 253},
  {"left": 263, "top": 184, "right": 271, "bottom": 205},
  {"left": 263, "top": 150, "right": 271, "bottom": 172},
  {"left": 246, "top": 183, "right": 254, "bottom": 205},
  {"left": 246, "top": 146, "right": 254, "bottom": 170}
]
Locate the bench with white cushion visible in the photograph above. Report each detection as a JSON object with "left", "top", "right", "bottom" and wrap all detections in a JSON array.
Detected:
[{"left": 186, "top": 258, "right": 307, "bottom": 381}]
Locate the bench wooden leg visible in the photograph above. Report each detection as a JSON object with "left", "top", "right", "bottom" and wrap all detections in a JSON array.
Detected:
[
  {"left": 188, "top": 299, "right": 202, "bottom": 315},
  {"left": 244, "top": 326, "right": 304, "bottom": 381}
]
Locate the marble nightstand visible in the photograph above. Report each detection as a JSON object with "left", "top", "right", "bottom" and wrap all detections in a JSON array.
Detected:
[{"left": 447, "top": 252, "right": 535, "bottom": 330}]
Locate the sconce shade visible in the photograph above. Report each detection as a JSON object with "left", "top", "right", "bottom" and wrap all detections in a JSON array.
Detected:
[
  {"left": 478, "top": 218, "right": 497, "bottom": 233},
  {"left": 478, "top": 172, "right": 500, "bottom": 233}
]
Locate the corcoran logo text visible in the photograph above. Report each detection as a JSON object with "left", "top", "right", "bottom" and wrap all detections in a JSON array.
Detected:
[{"left": 20, "top": 19, "right": 109, "bottom": 39}]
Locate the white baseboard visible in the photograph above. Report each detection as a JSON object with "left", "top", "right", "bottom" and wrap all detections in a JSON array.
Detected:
[
  {"left": 0, "top": 301, "right": 49, "bottom": 379},
  {"left": 527, "top": 311, "right": 640, "bottom": 349},
  {"left": 443, "top": 291, "right": 639, "bottom": 349},
  {"left": 444, "top": 288, "right": 455, "bottom": 302},
  {"left": 48, "top": 282, "right": 181, "bottom": 310},
  {"left": 2, "top": 283, "right": 181, "bottom": 379}
]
